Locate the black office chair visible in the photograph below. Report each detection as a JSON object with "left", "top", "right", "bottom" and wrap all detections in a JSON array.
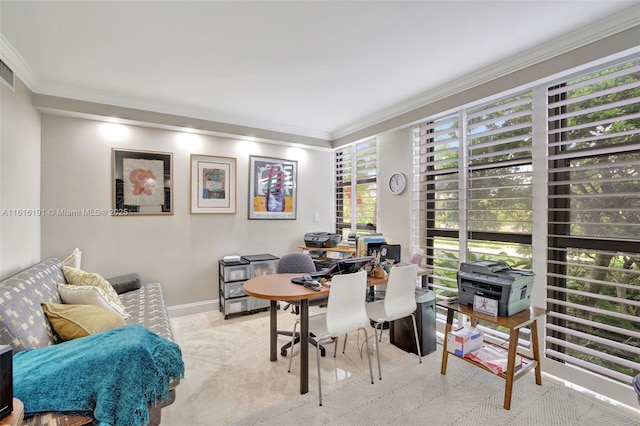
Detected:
[{"left": 276, "top": 252, "right": 328, "bottom": 357}]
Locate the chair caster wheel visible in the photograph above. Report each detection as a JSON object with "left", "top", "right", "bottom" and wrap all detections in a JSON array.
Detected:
[
  {"left": 281, "top": 349, "right": 288, "bottom": 357},
  {"left": 320, "top": 347, "right": 326, "bottom": 357}
]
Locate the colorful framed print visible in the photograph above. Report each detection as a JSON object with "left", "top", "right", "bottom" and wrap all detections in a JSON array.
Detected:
[
  {"left": 248, "top": 155, "right": 297, "bottom": 220},
  {"left": 190, "top": 154, "right": 237, "bottom": 214},
  {"left": 112, "top": 148, "right": 173, "bottom": 215}
]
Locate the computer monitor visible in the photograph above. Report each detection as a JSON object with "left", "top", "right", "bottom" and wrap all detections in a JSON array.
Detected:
[
  {"left": 380, "top": 244, "right": 401, "bottom": 264},
  {"left": 312, "top": 256, "right": 374, "bottom": 278}
]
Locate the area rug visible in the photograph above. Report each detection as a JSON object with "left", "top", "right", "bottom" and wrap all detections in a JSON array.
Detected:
[{"left": 232, "top": 347, "right": 639, "bottom": 426}]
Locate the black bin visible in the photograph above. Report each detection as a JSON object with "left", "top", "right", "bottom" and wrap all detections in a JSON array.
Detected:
[{"left": 390, "top": 289, "right": 437, "bottom": 356}]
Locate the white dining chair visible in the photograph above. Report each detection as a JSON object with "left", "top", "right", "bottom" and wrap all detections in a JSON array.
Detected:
[
  {"left": 366, "top": 263, "right": 422, "bottom": 380},
  {"left": 287, "top": 269, "right": 374, "bottom": 406}
]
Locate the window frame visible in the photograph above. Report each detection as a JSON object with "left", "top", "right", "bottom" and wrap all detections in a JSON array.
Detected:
[{"left": 335, "top": 138, "right": 378, "bottom": 238}]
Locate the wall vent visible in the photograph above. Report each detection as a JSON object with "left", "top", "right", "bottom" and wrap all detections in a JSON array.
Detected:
[{"left": 0, "top": 59, "right": 15, "bottom": 90}]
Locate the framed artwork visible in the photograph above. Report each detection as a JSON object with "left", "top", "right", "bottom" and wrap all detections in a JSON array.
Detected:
[
  {"left": 112, "top": 148, "right": 173, "bottom": 215},
  {"left": 248, "top": 155, "right": 297, "bottom": 220},
  {"left": 190, "top": 154, "right": 237, "bottom": 214}
]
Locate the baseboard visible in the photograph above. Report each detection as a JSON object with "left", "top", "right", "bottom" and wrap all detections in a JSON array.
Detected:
[{"left": 167, "top": 299, "right": 218, "bottom": 318}]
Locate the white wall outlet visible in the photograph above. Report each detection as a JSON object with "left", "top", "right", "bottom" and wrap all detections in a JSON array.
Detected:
[{"left": 314, "top": 212, "right": 320, "bottom": 222}]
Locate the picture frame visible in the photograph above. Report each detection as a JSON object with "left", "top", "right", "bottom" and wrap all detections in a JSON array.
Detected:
[
  {"left": 248, "top": 155, "right": 297, "bottom": 220},
  {"left": 190, "top": 154, "right": 237, "bottom": 214},
  {"left": 112, "top": 148, "right": 173, "bottom": 215}
]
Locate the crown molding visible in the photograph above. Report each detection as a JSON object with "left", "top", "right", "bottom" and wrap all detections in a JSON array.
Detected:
[
  {"left": 31, "top": 81, "right": 334, "bottom": 141},
  {"left": 32, "top": 93, "right": 333, "bottom": 150},
  {"left": 331, "top": 4, "right": 640, "bottom": 141},
  {"left": 0, "top": 34, "right": 39, "bottom": 90}
]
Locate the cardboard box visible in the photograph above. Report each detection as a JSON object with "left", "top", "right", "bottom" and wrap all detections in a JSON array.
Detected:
[
  {"left": 447, "top": 327, "right": 483, "bottom": 357},
  {"left": 465, "top": 345, "right": 522, "bottom": 375}
]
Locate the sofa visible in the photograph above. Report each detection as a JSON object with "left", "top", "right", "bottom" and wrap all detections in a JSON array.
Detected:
[{"left": 0, "top": 256, "right": 181, "bottom": 425}]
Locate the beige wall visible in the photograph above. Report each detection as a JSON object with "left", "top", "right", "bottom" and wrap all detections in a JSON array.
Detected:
[
  {"left": 39, "top": 114, "right": 334, "bottom": 309},
  {"left": 376, "top": 128, "right": 413, "bottom": 261},
  {"left": 0, "top": 78, "right": 41, "bottom": 279},
  {"left": 0, "top": 85, "right": 416, "bottom": 310}
]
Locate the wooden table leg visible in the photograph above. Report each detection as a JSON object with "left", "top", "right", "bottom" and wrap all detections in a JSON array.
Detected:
[
  {"left": 503, "top": 328, "right": 520, "bottom": 410},
  {"left": 299, "top": 299, "right": 309, "bottom": 394},
  {"left": 269, "top": 300, "right": 278, "bottom": 362},
  {"left": 530, "top": 318, "right": 542, "bottom": 385},
  {"left": 440, "top": 307, "right": 454, "bottom": 375}
]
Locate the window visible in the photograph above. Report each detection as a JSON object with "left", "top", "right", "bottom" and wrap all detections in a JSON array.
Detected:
[
  {"left": 412, "top": 54, "right": 640, "bottom": 406},
  {"left": 412, "top": 92, "right": 534, "bottom": 302},
  {"left": 547, "top": 59, "right": 640, "bottom": 388},
  {"left": 335, "top": 138, "right": 378, "bottom": 238}
]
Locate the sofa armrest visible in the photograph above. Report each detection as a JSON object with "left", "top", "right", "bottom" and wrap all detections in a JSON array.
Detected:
[{"left": 107, "top": 273, "right": 142, "bottom": 294}]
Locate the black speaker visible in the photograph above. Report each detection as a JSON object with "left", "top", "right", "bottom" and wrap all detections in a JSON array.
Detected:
[{"left": 0, "top": 345, "right": 12, "bottom": 419}]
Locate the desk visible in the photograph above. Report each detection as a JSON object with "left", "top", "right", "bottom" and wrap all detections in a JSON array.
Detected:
[
  {"left": 244, "top": 273, "right": 388, "bottom": 394},
  {"left": 438, "top": 301, "right": 545, "bottom": 410}
]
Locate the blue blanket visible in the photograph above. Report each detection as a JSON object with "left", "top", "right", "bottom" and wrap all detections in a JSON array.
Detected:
[{"left": 14, "top": 324, "right": 184, "bottom": 426}]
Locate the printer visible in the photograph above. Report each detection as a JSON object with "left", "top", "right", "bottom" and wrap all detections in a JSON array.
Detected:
[
  {"left": 457, "top": 260, "right": 534, "bottom": 316},
  {"left": 304, "top": 232, "right": 341, "bottom": 248}
]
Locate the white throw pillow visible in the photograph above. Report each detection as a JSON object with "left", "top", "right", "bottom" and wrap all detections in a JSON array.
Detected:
[
  {"left": 62, "top": 266, "right": 129, "bottom": 318},
  {"left": 58, "top": 284, "right": 130, "bottom": 319},
  {"left": 61, "top": 247, "right": 82, "bottom": 269}
]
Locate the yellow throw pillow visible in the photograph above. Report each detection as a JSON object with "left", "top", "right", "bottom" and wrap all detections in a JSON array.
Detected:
[
  {"left": 42, "top": 302, "right": 126, "bottom": 341},
  {"left": 62, "top": 266, "right": 129, "bottom": 318}
]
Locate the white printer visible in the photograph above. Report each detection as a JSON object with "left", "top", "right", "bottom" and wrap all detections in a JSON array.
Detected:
[{"left": 457, "top": 260, "right": 534, "bottom": 316}]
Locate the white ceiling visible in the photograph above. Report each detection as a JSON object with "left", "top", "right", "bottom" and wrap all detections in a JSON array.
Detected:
[{"left": 1, "top": 1, "right": 639, "bottom": 141}]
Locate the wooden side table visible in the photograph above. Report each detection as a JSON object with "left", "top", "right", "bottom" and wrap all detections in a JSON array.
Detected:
[
  {"left": 438, "top": 300, "right": 545, "bottom": 410},
  {"left": 0, "top": 399, "right": 23, "bottom": 426}
]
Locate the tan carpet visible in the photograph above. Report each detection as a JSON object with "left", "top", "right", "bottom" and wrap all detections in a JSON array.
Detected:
[
  {"left": 232, "top": 349, "right": 639, "bottom": 426},
  {"left": 163, "top": 310, "right": 639, "bottom": 426}
]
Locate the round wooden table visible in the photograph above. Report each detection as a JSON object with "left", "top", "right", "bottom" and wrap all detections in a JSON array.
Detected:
[
  {"left": 244, "top": 273, "right": 389, "bottom": 395},
  {"left": 244, "top": 273, "right": 330, "bottom": 394}
]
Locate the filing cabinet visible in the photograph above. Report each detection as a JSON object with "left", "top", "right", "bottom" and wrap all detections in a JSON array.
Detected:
[{"left": 218, "top": 253, "right": 279, "bottom": 319}]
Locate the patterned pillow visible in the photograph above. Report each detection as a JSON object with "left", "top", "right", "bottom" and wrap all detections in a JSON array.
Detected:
[
  {"left": 58, "top": 284, "right": 130, "bottom": 319},
  {"left": 0, "top": 259, "right": 65, "bottom": 352},
  {"left": 42, "top": 302, "right": 126, "bottom": 341},
  {"left": 62, "top": 266, "right": 129, "bottom": 318}
]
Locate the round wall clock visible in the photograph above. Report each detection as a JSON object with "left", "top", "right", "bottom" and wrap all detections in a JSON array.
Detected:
[{"left": 388, "top": 172, "right": 407, "bottom": 195}]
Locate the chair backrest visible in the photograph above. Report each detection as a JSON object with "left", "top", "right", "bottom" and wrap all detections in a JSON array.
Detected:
[
  {"left": 325, "top": 270, "right": 368, "bottom": 335},
  {"left": 276, "top": 253, "right": 317, "bottom": 274},
  {"left": 383, "top": 264, "right": 418, "bottom": 320}
]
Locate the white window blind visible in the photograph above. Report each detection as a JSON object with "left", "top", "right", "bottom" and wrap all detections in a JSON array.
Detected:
[
  {"left": 412, "top": 113, "right": 461, "bottom": 298},
  {"left": 412, "top": 92, "right": 534, "bottom": 307},
  {"left": 335, "top": 138, "right": 377, "bottom": 238},
  {"left": 466, "top": 94, "right": 533, "bottom": 239},
  {"left": 547, "top": 58, "right": 640, "bottom": 387}
]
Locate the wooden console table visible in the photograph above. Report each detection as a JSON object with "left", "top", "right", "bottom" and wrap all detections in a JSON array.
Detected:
[{"left": 438, "top": 300, "right": 545, "bottom": 410}]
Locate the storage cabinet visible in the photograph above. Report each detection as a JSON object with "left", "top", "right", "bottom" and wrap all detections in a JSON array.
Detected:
[{"left": 218, "top": 254, "right": 279, "bottom": 319}]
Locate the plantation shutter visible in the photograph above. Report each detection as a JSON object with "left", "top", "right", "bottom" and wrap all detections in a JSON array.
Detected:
[
  {"left": 546, "top": 59, "right": 640, "bottom": 385},
  {"left": 335, "top": 138, "right": 377, "bottom": 238},
  {"left": 335, "top": 146, "right": 352, "bottom": 237},
  {"left": 466, "top": 93, "right": 533, "bottom": 240},
  {"left": 412, "top": 113, "right": 461, "bottom": 298}
]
